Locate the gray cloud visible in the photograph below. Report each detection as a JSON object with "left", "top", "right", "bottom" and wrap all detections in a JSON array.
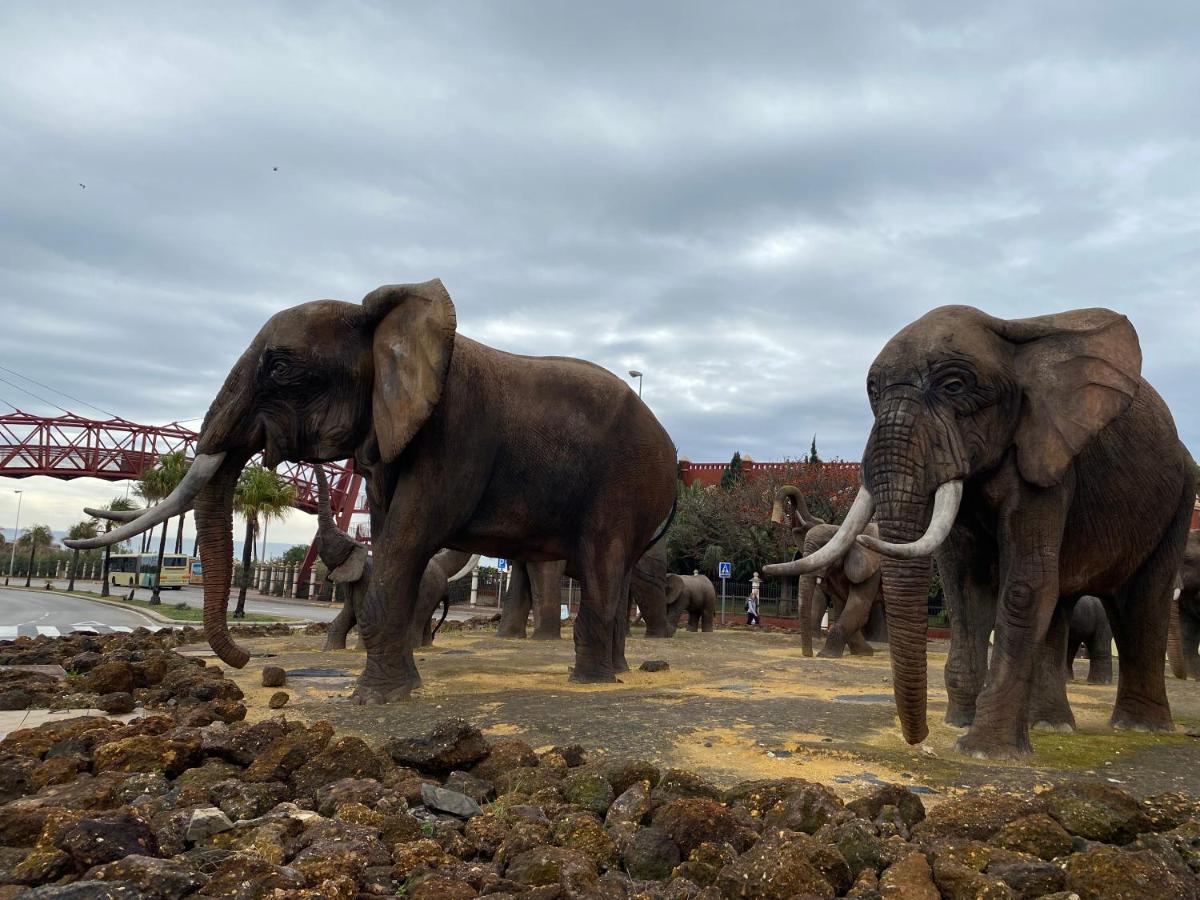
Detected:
[{"left": 2, "top": 1, "right": 1198, "bottom": 541}]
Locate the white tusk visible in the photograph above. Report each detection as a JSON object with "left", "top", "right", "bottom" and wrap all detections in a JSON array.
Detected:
[
  {"left": 856, "top": 481, "right": 963, "bottom": 559},
  {"left": 762, "top": 487, "right": 875, "bottom": 577},
  {"left": 448, "top": 554, "right": 481, "bottom": 582}
]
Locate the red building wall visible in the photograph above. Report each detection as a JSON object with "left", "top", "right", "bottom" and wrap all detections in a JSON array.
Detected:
[{"left": 678, "top": 458, "right": 861, "bottom": 488}]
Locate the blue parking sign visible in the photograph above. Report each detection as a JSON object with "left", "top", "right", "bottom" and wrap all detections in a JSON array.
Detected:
[
  {"left": 718, "top": 561, "right": 732, "bottom": 579},
  {"left": 497, "top": 559, "right": 508, "bottom": 572}
]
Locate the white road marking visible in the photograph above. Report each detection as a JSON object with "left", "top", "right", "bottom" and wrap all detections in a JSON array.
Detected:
[{"left": 35, "top": 626, "right": 60, "bottom": 636}]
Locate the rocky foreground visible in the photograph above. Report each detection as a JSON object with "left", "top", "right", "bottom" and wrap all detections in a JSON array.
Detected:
[{"left": 1, "top": 630, "right": 1199, "bottom": 898}]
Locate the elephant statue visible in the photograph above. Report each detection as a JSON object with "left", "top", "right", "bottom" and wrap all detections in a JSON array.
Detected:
[
  {"left": 771, "top": 485, "right": 881, "bottom": 658},
  {"left": 313, "top": 468, "right": 478, "bottom": 650},
  {"left": 665, "top": 573, "right": 716, "bottom": 634},
  {"left": 1065, "top": 595, "right": 1113, "bottom": 685},
  {"left": 497, "top": 560, "right": 568, "bottom": 640},
  {"left": 69, "top": 279, "right": 677, "bottom": 704},
  {"left": 766, "top": 305, "right": 1195, "bottom": 757},
  {"left": 1169, "top": 529, "right": 1200, "bottom": 680},
  {"left": 628, "top": 540, "right": 670, "bottom": 638}
]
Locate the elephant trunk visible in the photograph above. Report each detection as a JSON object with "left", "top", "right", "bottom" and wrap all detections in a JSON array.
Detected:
[
  {"left": 196, "top": 455, "right": 251, "bottom": 668},
  {"left": 772, "top": 485, "right": 825, "bottom": 528}
]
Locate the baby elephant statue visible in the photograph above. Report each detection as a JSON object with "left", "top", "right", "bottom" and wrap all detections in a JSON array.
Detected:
[
  {"left": 665, "top": 573, "right": 716, "bottom": 635},
  {"left": 315, "top": 468, "right": 477, "bottom": 651},
  {"left": 1065, "top": 595, "right": 1113, "bottom": 684},
  {"left": 1169, "top": 529, "right": 1200, "bottom": 680},
  {"left": 771, "top": 486, "right": 882, "bottom": 658}
]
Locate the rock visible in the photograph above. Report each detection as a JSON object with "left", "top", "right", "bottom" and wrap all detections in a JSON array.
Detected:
[
  {"left": 468, "top": 738, "right": 538, "bottom": 782},
  {"left": 387, "top": 719, "right": 491, "bottom": 775},
  {"left": 878, "top": 852, "right": 939, "bottom": 899},
  {"left": 836, "top": 819, "right": 891, "bottom": 876},
  {"left": 173, "top": 758, "right": 243, "bottom": 806},
  {"left": 96, "top": 692, "right": 136, "bottom": 715},
  {"left": 421, "top": 782, "right": 483, "bottom": 819},
  {"left": 1042, "top": 782, "right": 1153, "bottom": 845},
  {"left": 29, "top": 755, "right": 84, "bottom": 791},
  {"left": 54, "top": 810, "right": 159, "bottom": 869},
  {"left": 672, "top": 840, "right": 736, "bottom": 887},
  {"left": 84, "top": 854, "right": 209, "bottom": 898},
  {"left": 715, "top": 831, "right": 837, "bottom": 899},
  {"left": 289, "top": 735, "right": 387, "bottom": 798},
  {"left": 261, "top": 666, "right": 286, "bottom": 687},
  {"left": 653, "top": 798, "right": 754, "bottom": 857},
  {"left": 0, "top": 689, "right": 35, "bottom": 710},
  {"left": 493, "top": 766, "right": 564, "bottom": 798},
  {"left": 990, "top": 813, "right": 1074, "bottom": 861},
  {"left": 267, "top": 691, "right": 288, "bottom": 709},
  {"left": 312, "top": 777, "right": 390, "bottom": 816},
  {"left": 200, "top": 856, "right": 305, "bottom": 898},
  {"left": 200, "top": 718, "right": 295, "bottom": 766},
  {"left": 616, "top": 825, "right": 677, "bottom": 880},
  {"left": 185, "top": 806, "right": 234, "bottom": 842},
  {"left": 67, "top": 652, "right": 104, "bottom": 674},
  {"left": 408, "top": 875, "right": 477, "bottom": 899},
  {"left": 82, "top": 661, "right": 135, "bottom": 695},
  {"left": 654, "top": 768, "right": 722, "bottom": 802},
  {"left": 913, "top": 794, "right": 1042, "bottom": 842},
  {"left": 1064, "top": 844, "right": 1194, "bottom": 899},
  {"left": 0, "top": 752, "right": 35, "bottom": 803},
  {"left": 607, "top": 780, "right": 654, "bottom": 828},
  {"left": 551, "top": 745, "right": 586, "bottom": 767},
  {"left": 391, "top": 837, "right": 451, "bottom": 879},
  {"left": 640, "top": 660, "right": 670, "bottom": 671},
  {"left": 4, "top": 847, "right": 73, "bottom": 885},
  {"left": 93, "top": 732, "right": 203, "bottom": 778},
  {"left": 17, "top": 882, "right": 149, "bottom": 898},
  {"left": 579, "top": 755, "right": 660, "bottom": 796},
  {"left": 444, "top": 770, "right": 495, "bottom": 804},
  {"left": 561, "top": 772, "right": 615, "bottom": 815},
  {"left": 550, "top": 811, "right": 617, "bottom": 867},
  {"left": 1143, "top": 791, "right": 1200, "bottom": 831},
  {"left": 762, "top": 781, "right": 846, "bottom": 834},
  {"left": 987, "top": 857, "right": 1066, "bottom": 898},
  {"left": 724, "top": 777, "right": 824, "bottom": 817},
  {"left": 846, "top": 784, "right": 926, "bottom": 830},
  {"left": 243, "top": 721, "right": 333, "bottom": 782},
  {"left": 505, "top": 844, "right": 598, "bottom": 890},
  {"left": 209, "top": 779, "right": 291, "bottom": 821}
]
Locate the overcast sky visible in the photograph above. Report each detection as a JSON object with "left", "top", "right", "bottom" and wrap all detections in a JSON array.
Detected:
[{"left": 2, "top": 2, "right": 1198, "bottom": 547}]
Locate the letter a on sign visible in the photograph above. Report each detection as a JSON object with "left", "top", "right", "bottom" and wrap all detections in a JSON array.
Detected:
[{"left": 719, "top": 561, "right": 731, "bottom": 579}]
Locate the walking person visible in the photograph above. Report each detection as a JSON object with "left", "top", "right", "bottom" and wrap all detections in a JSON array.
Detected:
[{"left": 746, "top": 587, "right": 760, "bottom": 626}]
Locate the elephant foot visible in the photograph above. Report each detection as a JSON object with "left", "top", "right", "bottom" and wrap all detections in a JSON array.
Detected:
[
  {"left": 350, "top": 679, "right": 417, "bottom": 705},
  {"left": 531, "top": 630, "right": 561, "bottom": 641},
  {"left": 701, "top": 625, "right": 714, "bottom": 633},
  {"left": 1032, "top": 720, "right": 1075, "bottom": 733},
  {"left": 323, "top": 637, "right": 348, "bottom": 652},
  {"left": 943, "top": 705, "right": 975, "bottom": 728},
  {"left": 817, "top": 645, "right": 845, "bottom": 659},
  {"left": 1111, "top": 713, "right": 1175, "bottom": 733},
  {"left": 496, "top": 628, "right": 528, "bottom": 639},
  {"left": 568, "top": 665, "right": 619, "bottom": 684},
  {"left": 848, "top": 644, "right": 875, "bottom": 657},
  {"left": 954, "top": 730, "right": 1032, "bottom": 759},
  {"left": 1086, "top": 675, "right": 1113, "bottom": 685}
]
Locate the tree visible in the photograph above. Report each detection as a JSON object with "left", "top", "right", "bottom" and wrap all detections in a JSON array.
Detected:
[
  {"left": 100, "top": 496, "right": 138, "bottom": 597},
  {"left": 232, "top": 465, "right": 297, "bottom": 617},
  {"left": 719, "top": 451, "right": 745, "bottom": 490},
  {"left": 141, "top": 453, "right": 191, "bottom": 605},
  {"left": 281, "top": 545, "right": 309, "bottom": 566},
  {"left": 18, "top": 524, "right": 54, "bottom": 587},
  {"left": 808, "top": 436, "right": 820, "bottom": 465},
  {"left": 66, "top": 518, "right": 99, "bottom": 592}
]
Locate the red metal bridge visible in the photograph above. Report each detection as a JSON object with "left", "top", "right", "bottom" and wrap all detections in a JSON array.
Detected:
[{"left": 0, "top": 409, "right": 365, "bottom": 585}]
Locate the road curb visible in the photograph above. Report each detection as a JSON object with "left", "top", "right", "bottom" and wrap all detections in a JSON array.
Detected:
[{"left": 0, "top": 586, "right": 306, "bottom": 628}]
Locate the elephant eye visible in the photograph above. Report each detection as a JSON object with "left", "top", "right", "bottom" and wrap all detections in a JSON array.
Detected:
[
  {"left": 270, "top": 360, "right": 290, "bottom": 379},
  {"left": 940, "top": 377, "right": 966, "bottom": 396}
]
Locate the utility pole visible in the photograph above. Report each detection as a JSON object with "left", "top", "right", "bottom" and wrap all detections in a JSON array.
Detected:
[{"left": 5, "top": 490, "right": 22, "bottom": 586}]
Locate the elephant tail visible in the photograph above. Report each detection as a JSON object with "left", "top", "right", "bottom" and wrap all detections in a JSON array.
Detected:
[
  {"left": 643, "top": 497, "right": 677, "bottom": 556},
  {"left": 432, "top": 594, "right": 451, "bottom": 636}
]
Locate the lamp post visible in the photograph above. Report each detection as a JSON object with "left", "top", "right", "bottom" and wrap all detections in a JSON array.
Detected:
[
  {"left": 628, "top": 369, "right": 643, "bottom": 398},
  {"left": 6, "top": 490, "right": 22, "bottom": 586}
]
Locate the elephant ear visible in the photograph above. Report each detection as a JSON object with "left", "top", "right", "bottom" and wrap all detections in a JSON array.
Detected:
[
  {"left": 993, "top": 308, "right": 1141, "bottom": 487},
  {"left": 363, "top": 279, "right": 458, "bottom": 464},
  {"left": 665, "top": 573, "right": 683, "bottom": 603},
  {"left": 328, "top": 544, "right": 369, "bottom": 584}
]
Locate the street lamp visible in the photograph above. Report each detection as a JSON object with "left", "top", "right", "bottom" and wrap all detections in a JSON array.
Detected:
[
  {"left": 6, "top": 490, "right": 22, "bottom": 586},
  {"left": 628, "top": 370, "right": 643, "bottom": 397}
]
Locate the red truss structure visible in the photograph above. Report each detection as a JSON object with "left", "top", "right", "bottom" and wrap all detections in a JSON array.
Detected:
[{"left": 0, "top": 409, "right": 365, "bottom": 589}]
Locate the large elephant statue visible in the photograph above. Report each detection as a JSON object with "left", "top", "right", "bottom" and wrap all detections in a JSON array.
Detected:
[
  {"left": 1169, "top": 529, "right": 1200, "bottom": 680},
  {"left": 69, "top": 279, "right": 677, "bottom": 703},
  {"left": 665, "top": 573, "right": 716, "bottom": 634},
  {"left": 497, "top": 559, "right": 568, "bottom": 640},
  {"left": 314, "top": 468, "right": 477, "bottom": 650},
  {"left": 766, "top": 305, "right": 1195, "bottom": 757},
  {"left": 629, "top": 540, "right": 670, "bottom": 638},
  {"left": 771, "top": 485, "right": 881, "bottom": 658}
]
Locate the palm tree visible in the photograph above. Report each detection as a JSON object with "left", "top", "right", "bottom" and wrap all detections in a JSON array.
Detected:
[
  {"left": 19, "top": 524, "right": 54, "bottom": 587},
  {"left": 66, "top": 518, "right": 99, "bottom": 591},
  {"left": 142, "top": 452, "right": 191, "bottom": 605},
  {"left": 232, "top": 465, "right": 296, "bottom": 617},
  {"left": 100, "top": 496, "right": 138, "bottom": 597}
]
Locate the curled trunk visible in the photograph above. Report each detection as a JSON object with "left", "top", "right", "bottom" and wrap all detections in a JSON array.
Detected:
[{"left": 196, "top": 456, "right": 250, "bottom": 668}]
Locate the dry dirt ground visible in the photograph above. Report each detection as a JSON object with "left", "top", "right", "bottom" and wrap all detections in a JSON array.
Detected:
[{"left": 203, "top": 624, "right": 1200, "bottom": 806}]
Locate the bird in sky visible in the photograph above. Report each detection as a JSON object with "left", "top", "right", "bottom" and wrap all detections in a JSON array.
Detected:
[
  {"left": 272, "top": 167, "right": 278, "bottom": 172},
  {"left": 77, "top": 183, "right": 85, "bottom": 189}
]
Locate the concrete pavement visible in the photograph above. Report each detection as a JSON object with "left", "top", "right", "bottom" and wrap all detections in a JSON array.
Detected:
[{"left": 0, "top": 585, "right": 162, "bottom": 637}]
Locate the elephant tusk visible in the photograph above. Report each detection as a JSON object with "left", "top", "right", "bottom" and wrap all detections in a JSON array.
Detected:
[
  {"left": 66, "top": 453, "right": 227, "bottom": 550},
  {"left": 448, "top": 554, "right": 481, "bottom": 582},
  {"left": 762, "top": 486, "right": 875, "bottom": 577},
  {"left": 857, "top": 481, "right": 963, "bottom": 559},
  {"left": 84, "top": 506, "right": 147, "bottom": 524}
]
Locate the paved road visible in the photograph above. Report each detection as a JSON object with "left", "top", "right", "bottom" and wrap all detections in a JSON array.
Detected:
[{"left": 0, "top": 586, "right": 161, "bottom": 638}]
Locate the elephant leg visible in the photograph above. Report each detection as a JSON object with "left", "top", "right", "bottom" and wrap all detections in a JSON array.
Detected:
[
  {"left": 324, "top": 596, "right": 356, "bottom": 651},
  {"left": 701, "top": 591, "right": 715, "bottom": 632},
  {"left": 531, "top": 560, "right": 566, "bottom": 640},
  {"left": 352, "top": 549, "right": 427, "bottom": 705},
  {"left": 1107, "top": 509, "right": 1186, "bottom": 732},
  {"left": 937, "top": 527, "right": 996, "bottom": 728},
  {"left": 799, "top": 574, "right": 820, "bottom": 657},
  {"left": 957, "top": 490, "right": 1064, "bottom": 758},
  {"left": 611, "top": 571, "right": 632, "bottom": 671},
  {"left": 1086, "top": 606, "right": 1114, "bottom": 684},
  {"left": 1181, "top": 602, "right": 1200, "bottom": 680},
  {"left": 497, "top": 563, "right": 532, "bottom": 638},
  {"left": 1169, "top": 594, "right": 1187, "bottom": 680},
  {"left": 571, "top": 547, "right": 625, "bottom": 683},
  {"left": 687, "top": 606, "right": 700, "bottom": 632},
  {"left": 823, "top": 580, "right": 878, "bottom": 658},
  {"left": 1030, "top": 603, "right": 1075, "bottom": 731}
]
